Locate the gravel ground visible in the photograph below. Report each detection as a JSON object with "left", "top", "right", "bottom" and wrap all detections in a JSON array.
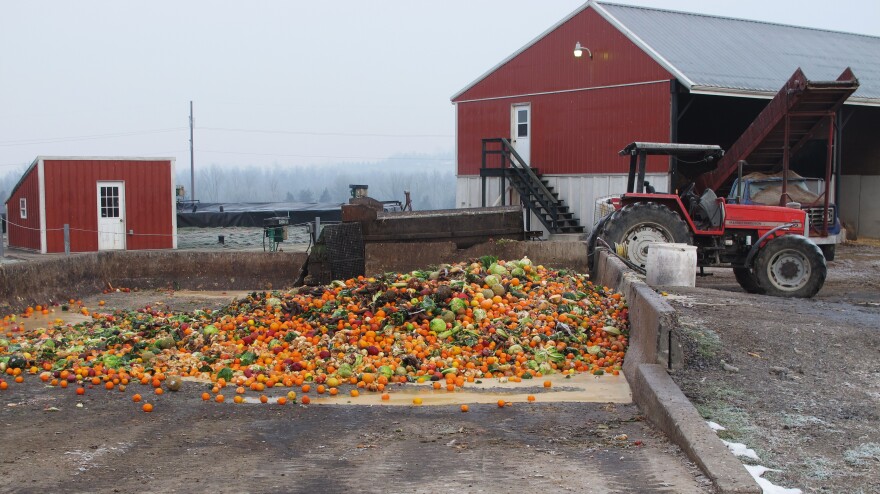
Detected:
[{"left": 666, "top": 241, "right": 880, "bottom": 493}]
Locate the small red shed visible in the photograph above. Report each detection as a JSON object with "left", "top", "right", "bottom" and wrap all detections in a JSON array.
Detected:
[{"left": 5, "top": 157, "right": 177, "bottom": 253}]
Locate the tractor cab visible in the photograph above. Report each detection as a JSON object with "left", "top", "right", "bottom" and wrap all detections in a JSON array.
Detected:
[{"left": 618, "top": 142, "right": 727, "bottom": 233}]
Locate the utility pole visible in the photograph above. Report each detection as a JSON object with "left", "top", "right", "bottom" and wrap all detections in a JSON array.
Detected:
[{"left": 189, "top": 100, "right": 195, "bottom": 202}]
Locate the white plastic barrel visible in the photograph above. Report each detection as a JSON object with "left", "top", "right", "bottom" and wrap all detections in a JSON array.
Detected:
[{"left": 646, "top": 243, "right": 698, "bottom": 287}]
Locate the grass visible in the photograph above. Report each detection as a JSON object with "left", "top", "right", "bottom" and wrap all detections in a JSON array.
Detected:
[
  {"left": 676, "top": 324, "right": 723, "bottom": 367},
  {"left": 843, "top": 442, "right": 880, "bottom": 467}
]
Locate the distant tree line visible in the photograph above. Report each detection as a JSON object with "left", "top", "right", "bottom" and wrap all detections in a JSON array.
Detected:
[{"left": 177, "top": 154, "right": 456, "bottom": 211}]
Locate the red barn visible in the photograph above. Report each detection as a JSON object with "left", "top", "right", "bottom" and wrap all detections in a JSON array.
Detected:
[
  {"left": 452, "top": 1, "right": 880, "bottom": 238},
  {"left": 5, "top": 157, "right": 177, "bottom": 253}
]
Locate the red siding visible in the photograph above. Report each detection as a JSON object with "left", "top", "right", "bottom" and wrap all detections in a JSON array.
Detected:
[
  {"left": 455, "top": 6, "right": 673, "bottom": 175},
  {"left": 42, "top": 159, "right": 173, "bottom": 253},
  {"left": 6, "top": 165, "right": 42, "bottom": 251}
]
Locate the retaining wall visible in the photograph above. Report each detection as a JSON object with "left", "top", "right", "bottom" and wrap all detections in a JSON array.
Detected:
[
  {"left": 593, "top": 250, "right": 759, "bottom": 494},
  {"left": 0, "top": 251, "right": 305, "bottom": 312}
]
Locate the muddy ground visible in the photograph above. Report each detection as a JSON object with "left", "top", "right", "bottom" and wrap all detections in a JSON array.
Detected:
[
  {"left": 0, "top": 291, "right": 711, "bottom": 494},
  {"left": 667, "top": 241, "right": 880, "bottom": 493}
]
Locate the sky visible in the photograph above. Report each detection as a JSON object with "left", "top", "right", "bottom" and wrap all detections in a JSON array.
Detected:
[{"left": 1, "top": 0, "right": 878, "bottom": 176}]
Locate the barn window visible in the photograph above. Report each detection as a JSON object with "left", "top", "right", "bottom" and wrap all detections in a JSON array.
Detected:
[
  {"left": 19, "top": 198, "right": 27, "bottom": 219},
  {"left": 516, "top": 108, "right": 529, "bottom": 137}
]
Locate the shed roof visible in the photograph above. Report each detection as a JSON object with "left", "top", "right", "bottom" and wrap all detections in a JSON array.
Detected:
[{"left": 452, "top": 1, "right": 880, "bottom": 106}]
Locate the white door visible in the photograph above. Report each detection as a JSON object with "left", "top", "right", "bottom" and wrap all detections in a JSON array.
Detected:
[
  {"left": 511, "top": 104, "right": 531, "bottom": 165},
  {"left": 97, "top": 182, "right": 126, "bottom": 250}
]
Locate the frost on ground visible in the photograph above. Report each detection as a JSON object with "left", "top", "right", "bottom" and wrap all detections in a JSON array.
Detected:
[
  {"left": 64, "top": 442, "right": 131, "bottom": 474},
  {"left": 722, "top": 440, "right": 760, "bottom": 461},
  {"left": 709, "top": 422, "right": 803, "bottom": 494},
  {"left": 744, "top": 465, "right": 803, "bottom": 494},
  {"left": 843, "top": 443, "right": 880, "bottom": 466}
]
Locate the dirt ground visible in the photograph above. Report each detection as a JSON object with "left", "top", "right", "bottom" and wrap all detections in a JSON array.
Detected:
[
  {"left": 0, "top": 291, "right": 712, "bottom": 494},
  {"left": 667, "top": 241, "right": 880, "bottom": 493}
]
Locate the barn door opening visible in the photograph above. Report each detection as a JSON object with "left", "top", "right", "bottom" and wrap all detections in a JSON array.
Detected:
[
  {"left": 511, "top": 103, "right": 531, "bottom": 165},
  {"left": 97, "top": 181, "right": 126, "bottom": 250}
]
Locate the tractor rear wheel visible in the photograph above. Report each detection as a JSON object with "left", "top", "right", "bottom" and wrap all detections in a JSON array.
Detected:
[
  {"left": 754, "top": 235, "right": 826, "bottom": 298},
  {"left": 599, "top": 202, "right": 692, "bottom": 269},
  {"left": 586, "top": 212, "right": 613, "bottom": 274},
  {"left": 733, "top": 267, "right": 765, "bottom": 294}
]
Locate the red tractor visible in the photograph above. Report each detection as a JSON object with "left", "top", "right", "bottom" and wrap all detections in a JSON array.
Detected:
[{"left": 588, "top": 142, "right": 826, "bottom": 298}]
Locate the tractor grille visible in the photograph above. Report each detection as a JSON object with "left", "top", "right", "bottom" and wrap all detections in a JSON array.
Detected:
[{"left": 806, "top": 205, "right": 835, "bottom": 229}]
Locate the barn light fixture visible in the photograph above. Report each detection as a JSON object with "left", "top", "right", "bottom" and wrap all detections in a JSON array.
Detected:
[{"left": 573, "top": 41, "right": 592, "bottom": 59}]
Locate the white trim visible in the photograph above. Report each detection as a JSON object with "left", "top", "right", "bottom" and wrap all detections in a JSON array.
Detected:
[
  {"left": 38, "top": 159, "right": 47, "bottom": 254},
  {"left": 19, "top": 198, "right": 27, "bottom": 219},
  {"left": 170, "top": 158, "right": 178, "bottom": 249},
  {"left": 591, "top": 2, "right": 695, "bottom": 89},
  {"left": 450, "top": 1, "right": 593, "bottom": 101},
  {"left": 455, "top": 79, "right": 670, "bottom": 104}
]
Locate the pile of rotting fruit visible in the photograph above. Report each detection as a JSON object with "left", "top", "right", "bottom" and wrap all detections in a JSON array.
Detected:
[{"left": 0, "top": 257, "right": 628, "bottom": 407}]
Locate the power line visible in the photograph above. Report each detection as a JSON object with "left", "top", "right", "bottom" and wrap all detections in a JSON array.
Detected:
[
  {"left": 197, "top": 149, "right": 453, "bottom": 161},
  {"left": 0, "top": 127, "right": 188, "bottom": 147},
  {"left": 197, "top": 126, "right": 453, "bottom": 139}
]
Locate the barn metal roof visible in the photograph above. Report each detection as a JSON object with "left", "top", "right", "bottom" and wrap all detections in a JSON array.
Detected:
[
  {"left": 451, "top": 1, "right": 880, "bottom": 106},
  {"left": 595, "top": 2, "right": 880, "bottom": 105}
]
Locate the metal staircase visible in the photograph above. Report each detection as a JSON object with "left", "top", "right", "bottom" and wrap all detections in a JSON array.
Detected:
[{"left": 480, "top": 138, "right": 584, "bottom": 234}]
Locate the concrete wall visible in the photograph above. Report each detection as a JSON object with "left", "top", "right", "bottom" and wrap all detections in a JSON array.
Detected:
[
  {"left": 365, "top": 239, "right": 588, "bottom": 277},
  {"left": 593, "top": 249, "right": 759, "bottom": 494},
  {"left": 840, "top": 175, "right": 880, "bottom": 239},
  {"left": 0, "top": 250, "right": 305, "bottom": 313},
  {"left": 456, "top": 173, "right": 668, "bottom": 237}
]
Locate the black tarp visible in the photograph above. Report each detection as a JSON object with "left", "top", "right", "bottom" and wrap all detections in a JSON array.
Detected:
[{"left": 176, "top": 201, "right": 342, "bottom": 228}]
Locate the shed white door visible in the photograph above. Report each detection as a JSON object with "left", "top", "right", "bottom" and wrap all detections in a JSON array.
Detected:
[
  {"left": 97, "top": 182, "right": 126, "bottom": 250},
  {"left": 511, "top": 104, "right": 531, "bottom": 165}
]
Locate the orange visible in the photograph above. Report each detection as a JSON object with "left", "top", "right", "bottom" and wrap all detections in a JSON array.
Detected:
[
  {"left": 277, "top": 397, "right": 287, "bottom": 405},
  {"left": 527, "top": 395, "right": 536, "bottom": 402},
  {"left": 460, "top": 404, "right": 469, "bottom": 412},
  {"left": 0, "top": 381, "right": 7, "bottom": 390},
  {"left": 543, "top": 380, "right": 552, "bottom": 388},
  {"left": 76, "top": 387, "right": 85, "bottom": 395},
  {"left": 497, "top": 399, "right": 506, "bottom": 408},
  {"left": 142, "top": 403, "right": 153, "bottom": 413},
  {"left": 201, "top": 392, "right": 211, "bottom": 401},
  {"left": 381, "top": 393, "right": 390, "bottom": 401},
  {"left": 215, "top": 394, "right": 224, "bottom": 403},
  {"left": 350, "top": 389, "right": 359, "bottom": 397},
  {"left": 301, "top": 395, "right": 311, "bottom": 405},
  {"left": 154, "top": 387, "right": 164, "bottom": 395},
  {"left": 132, "top": 394, "right": 142, "bottom": 402},
  {"left": 233, "top": 395, "right": 244, "bottom": 404},
  {"left": 259, "top": 395, "right": 268, "bottom": 404}
]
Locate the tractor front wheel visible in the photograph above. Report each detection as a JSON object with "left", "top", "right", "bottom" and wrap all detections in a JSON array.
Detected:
[
  {"left": 733, "top": 267, "right": 765, "bottom": 294},
  {"left": 754, "top": 235, "right": 826, "bottom": 298},
  {"left": 599, "top": 202, "right": 692, "bottom": 269}
]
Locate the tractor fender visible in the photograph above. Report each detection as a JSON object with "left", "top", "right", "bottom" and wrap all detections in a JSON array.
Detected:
[
  {"left": 744, "top": 221, "right": 800, "bottom": 267},
  {"left": 619, "top": 194, "right": 714, "bottom": 234}
]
